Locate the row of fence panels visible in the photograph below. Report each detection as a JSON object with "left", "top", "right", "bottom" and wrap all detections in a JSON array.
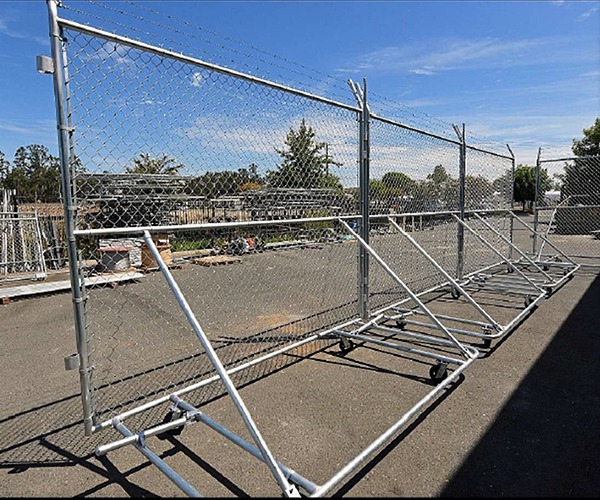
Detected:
[
  {"left": 42, "top": 1, "right": 581, "bottom": 497},
  {"left": 58, "top": 17, "right": 517, "bottom": 421}
]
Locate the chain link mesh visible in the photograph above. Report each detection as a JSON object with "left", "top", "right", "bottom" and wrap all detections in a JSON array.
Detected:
[
  {"left": 61, "top": 26, "right": 363, "bottom": 424},
  {"left": 55, "top": 4, "right": 516, "bottom": 429}
]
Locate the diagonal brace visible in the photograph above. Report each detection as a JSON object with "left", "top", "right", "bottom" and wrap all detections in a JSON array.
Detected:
[{"left": 142, "top": 231, "right": 300, "bottom": 498}]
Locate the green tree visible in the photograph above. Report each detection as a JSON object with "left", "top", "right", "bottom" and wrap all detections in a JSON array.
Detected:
[
  {"left": 3, "top": 144, "right": 61, "bottom": 202},
  {"left": 572, "top": 117, "right": 600, "bottom": 157},
  {"left": 427, "top": 164, "right": 450, "bottom": 185},
  {"left": 126, "top": 153, "right": 183, "bottom": 175},
  {"left": 0, "top": 150, "right": 10, "bottom": 184},
  {"left": 381, "top": 171, "right": 416, "bottom": 196},
  {"left": 493, "top": 169, "right": 513, "bottom": 198},
  {"left": 465, "top": 175, "right": 494, "bottom": 207},
  {"left": 187, "top": 165, "right": 265, "bottom": 198},
  {"left": 266, "top": 119, "right": 343, "bottom": 190},
  {"left": 561, "top": 117, "right": 600, "bottom": 202},
  {"left": 424, "top": 164, "right": 458, "bottom": 209},
  {"left": 369, "top": 179, "right": 387, "bottom": 200},
  {"left": 514, "top": 164, "right": 551, "bottom": 211}
]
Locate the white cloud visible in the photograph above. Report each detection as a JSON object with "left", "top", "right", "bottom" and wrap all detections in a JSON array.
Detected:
[
  {"left": 458, "top": 113, "right": 596, "bottom": 165},
  {"left": 191, "top": 71, "right": 203, "bottom": 87},
  {"left": 0, "top": 118, "right": 55, "bottom": 137},
  {"left": 577, "top": 6, "right": 599, "bottom": 21},
  {"left": 409, "top": 68, "right": 435, "bottom": 76},
  {"left": 0, "top": 16, "right": 49, "bottom": 46},
  {"left": 91, "top": 41, "right": 133, "bottom": 66},
  {"left": 340, "top": 35, "right": 596, "bottom": 76}
]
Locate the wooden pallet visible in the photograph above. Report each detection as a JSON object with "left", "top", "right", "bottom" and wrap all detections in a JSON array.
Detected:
[
  {"left": 192, "top": 255, "right": 242, "bottom": 266},
  {"left": 140, "top": 264, "right": 183, "bottom": 274}
]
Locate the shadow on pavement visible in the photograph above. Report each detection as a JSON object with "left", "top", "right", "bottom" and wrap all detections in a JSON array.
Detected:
[{"left": 441, "top": 271, "right": 600, "bottom": 497}]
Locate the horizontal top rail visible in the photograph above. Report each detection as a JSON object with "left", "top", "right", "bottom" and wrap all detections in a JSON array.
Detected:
[
  {"left": 72, "top": 208, "right": 510, "bottom": 237},
  {"left": 465, "top": 143, "right": 513, "bottom": 161},
  {"left": 370, "top": 114, "right": 512, "bottom": 160},
  {"left": 56, "top": 17, "right": 362, "bottom": 114},
  {"left": 370, "top": 114, "right": 460, "bottom": 146},
  {"left": 58, "top": 17, "right": 511, "bottom": 160},
  {"left": 539, "top": 155, "right": 600, "bottom": 163}
]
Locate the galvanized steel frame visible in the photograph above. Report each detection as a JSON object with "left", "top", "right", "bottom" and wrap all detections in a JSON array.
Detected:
[{"left": 44, "top": 0, "right": 576, "bottom": 496}]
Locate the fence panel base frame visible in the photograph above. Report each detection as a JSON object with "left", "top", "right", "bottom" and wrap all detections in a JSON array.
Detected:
[
  {"left": 369, "top": 212, "right": 559, "bottom": 350},
  {"left": 90, "top": 225, "right": 478, "bottom": 498}
]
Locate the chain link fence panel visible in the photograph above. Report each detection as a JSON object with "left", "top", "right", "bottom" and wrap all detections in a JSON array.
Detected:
[{"left": 60, "top": 24, "right": 365, "bottom": 427}]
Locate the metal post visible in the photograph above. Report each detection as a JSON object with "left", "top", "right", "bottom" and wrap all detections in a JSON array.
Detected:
[
  {"left": 533, "top": 147, "right": 542, "bottom": 254},
  {"left": 507, "top": 144, "right": 516, "bottom": 261},
  {"left": 358, "top": 78, "right": 370, "bottom": 320},
  {"left": 453, "top": 123, "right": 466, "bottom": 280},
  {"left": 1, "top": 190, "right": 8, "bottom": 275},
  {"left": 46, "top": 0, "right": 94, "bottom": 435},
  {"left": 60, "top": 40, "right": 77, "bottom": 188}
]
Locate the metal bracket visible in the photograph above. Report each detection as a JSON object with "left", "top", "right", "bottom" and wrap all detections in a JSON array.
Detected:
[
  {"left": 36, "top": 55, "right": 54, "bottom": 74},
  {"left": 64, "top": 353, "right": 79, "bottom": 371},
  {"left": 283, "top": 485, "right": 302, "bottom": 498}
]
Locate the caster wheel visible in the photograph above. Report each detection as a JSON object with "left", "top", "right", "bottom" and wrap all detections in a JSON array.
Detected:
[
  {"left": 524, "top": 296, "right": 535, "bottom": 307},
  {"left": 450, "top": 287, "right": 460, "bottom": 300},
  {"left": 429, "top": 362, "right": 448, "bottom": 383},
  {"left": 542, "top": 265, "right": 549, "bottom": 271},
  {"left": 483, "top": 337, "right": 492, "bottom": 348},
  {"left": 396, "top": 319, "right": 406, "bottom": 330},
  {"left": 339, "top": 338, "right": 354, "bottom": 353},
  {"left": 157, "top": 409, "right": 185, "bottom": 439},
  {"left": 545, "top": 286, "right": 552, "bottom": 296},
  {"left": 507, "top": 265, "right": 514, "bottom": 273}
]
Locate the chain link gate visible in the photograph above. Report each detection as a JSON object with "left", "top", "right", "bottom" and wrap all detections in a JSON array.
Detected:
[
  {"left": 534, "top": 149, "right": 600, "bottom": 267},
  {"left": 42, "top": 0, "right": 580, "bottom": 496}
]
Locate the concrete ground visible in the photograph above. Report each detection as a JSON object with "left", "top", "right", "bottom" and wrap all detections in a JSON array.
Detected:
[{"left": 1, "top": 218, "right": 599, "bottom": 497}]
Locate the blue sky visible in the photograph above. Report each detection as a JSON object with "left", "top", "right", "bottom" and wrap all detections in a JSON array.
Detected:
[{"left": 0, "top": 0, "right": 599, "bottom": 169}]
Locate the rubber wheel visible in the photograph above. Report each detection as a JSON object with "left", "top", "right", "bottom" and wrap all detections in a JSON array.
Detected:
[
  {"left": 450, "top": 287, "right": 460, "bottom": 300},
  {"left": 483, "top": 337, "right": 492, "bottom": 348},
  {"left": 543, "top": 265, "right": 549, "bottom": 271},
  {"left": 157, "top": 409, "right": 185, "bottom": 439},
  {"left": 507, "top": 265, "right": 514, "bottom": 273},
  {"left": 524, "top": 296, "right": 535, "bottom": 307},
  {"left": 429, "top": 363, "right": 448, "bottom": 383},
  {"left": 339, "top": 338, "right": 354, "bottom": 353},
  {"left": 396, "top": 319, "right": 406, "bottom": 330}
]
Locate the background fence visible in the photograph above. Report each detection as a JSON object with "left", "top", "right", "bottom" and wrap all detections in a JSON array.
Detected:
[{"left": 535, "top": 149, "right": 600, "bottom": 266}]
